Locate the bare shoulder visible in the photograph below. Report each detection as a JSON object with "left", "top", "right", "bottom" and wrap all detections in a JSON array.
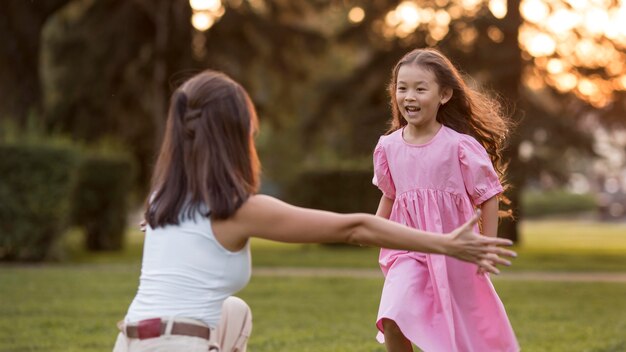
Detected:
[
  {"left": 231, "top": 194, "right": 356, "bottom": 244},
  {"left": 236, "top": 194, "right": 284, "bottom": 216},
  {"left": 228, "top": 194, "right": 291, "bottom": 231},
  {"left": 210, "top": 195, "right": 283, "bottom": 251}
]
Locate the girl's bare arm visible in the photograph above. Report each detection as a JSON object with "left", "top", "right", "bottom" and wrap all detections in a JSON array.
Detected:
[
  {"left": 376, "top": 195, "right": 393, "bottom": 219},
  {"left": 480, "top": 196, "right": 499, "bottom": 237}
]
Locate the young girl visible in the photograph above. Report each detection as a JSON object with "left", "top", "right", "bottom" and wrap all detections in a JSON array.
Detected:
[
  {"left": 373, "top": 48, "right": 519, "bottom": 352},
  {"left": 114, "top": 70, "right": 516, "bottom": 352}
]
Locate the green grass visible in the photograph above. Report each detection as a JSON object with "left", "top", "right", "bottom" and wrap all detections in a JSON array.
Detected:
[
  {"left": 520, "top": 219, "right": 626, "bottom": 252},
  {"left": 512, "top": 219, "right": 626, "bottom": 272},
  {"left": 2, "top": 218, "right": 624, "bottom": 351},
  {"left": 0, "top": 266, "right": 625, "bottom": 351}
]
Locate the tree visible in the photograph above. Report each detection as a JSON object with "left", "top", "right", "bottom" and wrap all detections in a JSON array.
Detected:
[
  {"left": 40, "top": 0, "right": 328, "bottom": 188},
  {"left": 0, "top": 0, "right": 72, "bottom": 125},
  {"left": 41, "top": 0, "right": 194, "bottom": 185}
]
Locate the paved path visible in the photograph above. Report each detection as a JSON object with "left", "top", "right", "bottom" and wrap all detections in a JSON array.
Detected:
[{"left": 253, "top": 267, "right": 626, "bottom": 283}]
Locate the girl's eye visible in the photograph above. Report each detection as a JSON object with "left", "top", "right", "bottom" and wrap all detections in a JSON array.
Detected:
[
  {"left": 417, "top": 88, "right": 426, "bottom": 92},
  {"left": 397, "top": 87, "right": 406, "bottom": 91}
]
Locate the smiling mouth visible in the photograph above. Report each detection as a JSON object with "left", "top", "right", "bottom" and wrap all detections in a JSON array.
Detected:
[{"left": 405, "top": 106, "right": 420, "bottom": 113}]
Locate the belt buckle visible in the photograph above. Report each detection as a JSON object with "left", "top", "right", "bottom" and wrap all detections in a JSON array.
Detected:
[{"left": 137, "top": 318, "right": 162, "bottom": 339}]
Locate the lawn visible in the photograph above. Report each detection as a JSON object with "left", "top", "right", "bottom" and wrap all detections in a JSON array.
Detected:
[
  {"left": 0, "top": 265, "right": 625, "bottom": 352},
  {"left": 1, "top": 218, "right": 625, "bottom": 351}
]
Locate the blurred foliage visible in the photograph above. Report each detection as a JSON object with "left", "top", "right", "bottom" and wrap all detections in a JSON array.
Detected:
[
  {"left": 0, "top": 118, "right": 137, "bottom": 258},
  {"left": 1, "top": 0, "right": 624, "bottom": 244},
  {"left": 287, "top": 169, "right": 380, "bottom": 214},
  {"left": 522, "top": 190, "right": 597, "bottom": 218},
  {"left": 0, "top": 143, "right": 78, "bottom": 261},
  {"left": 37, "top": 0, "right": 334, "bottom": 190},
  {"left": 41, "top": 0, "right": 194, "bottom": 190},
  {"left": 71, "top": 153, "right": 136, "bottom": 251},
  {"left": 0, "top": 0, "right": 72, "bottom": 127}
]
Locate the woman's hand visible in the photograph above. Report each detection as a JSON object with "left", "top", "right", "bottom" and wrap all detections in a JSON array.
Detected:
[{"left": 446, "top": 210, "right": 516, "bottom": 274}]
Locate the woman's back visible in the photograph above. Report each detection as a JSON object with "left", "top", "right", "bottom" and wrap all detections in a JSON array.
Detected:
[{"left": 125, "top": 207, "right": 251, "bottom": 328}]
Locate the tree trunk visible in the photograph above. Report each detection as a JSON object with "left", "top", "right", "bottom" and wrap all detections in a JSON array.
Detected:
[
  {"left": 0, "top": 0, "right": 71, "bottom": 126},
  {"left": 152, "top": 0, "right": 169, "bottom": 147},
  {"left": 493, "top": 0, "right": 524, "bottom": 243}
]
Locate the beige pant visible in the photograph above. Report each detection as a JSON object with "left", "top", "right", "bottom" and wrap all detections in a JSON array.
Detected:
[{"left": 113, "top": 297, "right": 252, "bottom": 352}]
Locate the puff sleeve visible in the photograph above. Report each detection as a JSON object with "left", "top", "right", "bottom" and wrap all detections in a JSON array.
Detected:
[
  {"left": 372, "top": 138, "right": 396, "bottom": 199},
  {"left": 459, "top": 137, "right": 503, "bottom": 206}
]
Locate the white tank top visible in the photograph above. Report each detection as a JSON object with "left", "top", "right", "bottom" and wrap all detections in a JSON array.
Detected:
[{"left": 125, "top": 208, "right": 251, "bottom": 328}]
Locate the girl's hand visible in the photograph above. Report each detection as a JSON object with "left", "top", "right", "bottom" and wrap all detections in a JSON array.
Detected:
[{"left": 446, "top": 210, "right": 516, "bottom": 274}]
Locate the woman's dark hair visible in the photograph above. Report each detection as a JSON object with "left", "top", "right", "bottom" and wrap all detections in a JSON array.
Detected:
[
  {"left": 145, "top": 70, "right": 260, "bottom": 227},
  {"left": 388, "top": 48, "right": 512, "bottom": 192}
]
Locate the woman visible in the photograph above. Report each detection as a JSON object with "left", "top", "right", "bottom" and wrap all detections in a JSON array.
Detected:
[{"left": 113, "top": 70, "right": 516, "bottom": 352}]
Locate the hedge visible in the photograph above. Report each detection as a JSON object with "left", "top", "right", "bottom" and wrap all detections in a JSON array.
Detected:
[
  {"left": 71, "top": 154, "right": 135, "bottom": 251},
  {"left": 522, "top": 190, "right": 597, "bottom": 218},
  {"left": 287, "top": 169, "right": 381, "bottom": 214},
  {"left": 0, "top": 144, "right": 78, "bottom": 261}
]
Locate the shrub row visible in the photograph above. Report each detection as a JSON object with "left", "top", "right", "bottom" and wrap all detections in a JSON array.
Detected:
[
  {"left": 287, "top": 171, "right": 598, "bottom": 221},
  {"left": 522, "top": 190, "right": 597, "bottom": 218},
  {"left": 0, "top": 145, "right": 77, "bottom": 261},
  {"left": 0, "top": 143, "right": 135, "bottom": 261},
  {"left": 287, "top": 169, "right": 381, "bottom": 214},
  {"left": 72, "top": 154, "right": 135, "bottom": 251}
]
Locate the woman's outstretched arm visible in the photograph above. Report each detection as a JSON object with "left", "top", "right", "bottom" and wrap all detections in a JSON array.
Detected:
[{"left": 214, "top": 195, "right": 515, "bottom": 274}]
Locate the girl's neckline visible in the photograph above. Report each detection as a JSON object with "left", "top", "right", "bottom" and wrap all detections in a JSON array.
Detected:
[{"left": 401, "top": 124, "right": 445, "bottom": 147}]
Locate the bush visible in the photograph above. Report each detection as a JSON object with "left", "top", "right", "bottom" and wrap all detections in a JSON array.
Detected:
[
  {"left": 0, "top": 144, "right": 78, "bottom": 261},
  {"left": 71, "top": 154, "right": 135, "bottom": 251},
  {"left": 522, "top": 190, "right": 597, "bottom": 218},
  {"left": 287, "top": 169, "right": 381, "bottom": 214}
]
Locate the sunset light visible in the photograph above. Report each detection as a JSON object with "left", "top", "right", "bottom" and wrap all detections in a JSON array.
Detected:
[
  {"left": 378, "top": 0, "right": 624, "bottom": 107},
  {"left": 187, "top": 0, "right": 626, "bottom": 108},
  {"left": 348, "top": 7, "right": 365, "bottom": 23},
  {"left": 192, "top": 12, "right": 214, "bottom": 31},
  {"left": 546, "top": 59, "right": 564, "bottom": 74},
  {"left": 379, "top": 0, "right": 626, "bottom": 107},
  {"left": 522, "top": 30, "right": 556, "bottom": 56},
  {"left": 488, "top": 0, "right": 507, "bottom": 19},
  {"left": 396, "top": 1, "right": 421, "bottom": 36},
  {"left": 520, "top": 0, "right": 549, "bottom": 24},
  {"left": 190, "top": 0, "right": 221, "bottom": 12},
  {"left": 519, "top": 0, "right": 626, "bottom": 107},
  {"left": 189, "top": 0, "right": 224, "bottom": 31}
]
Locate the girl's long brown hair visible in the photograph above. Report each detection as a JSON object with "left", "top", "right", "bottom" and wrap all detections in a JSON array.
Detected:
[
  {"left": 145, "top": 70, "right": 260, "bottom": 228},
  {"left": 388, "top": 48, "right": 511, "bottom": 192}
]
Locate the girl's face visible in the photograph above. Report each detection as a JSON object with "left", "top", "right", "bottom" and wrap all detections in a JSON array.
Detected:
[{"left": 395, "top": 64, "right": 450, "bottom": 130}]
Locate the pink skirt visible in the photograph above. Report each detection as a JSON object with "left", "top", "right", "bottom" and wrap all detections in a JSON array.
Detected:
[{"left": 376, "top": 251, "right": 519, "bottom": 352}]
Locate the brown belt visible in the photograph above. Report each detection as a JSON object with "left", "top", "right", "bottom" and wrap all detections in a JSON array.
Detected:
[{"left": 122, "top": 318, "right": 211, "bottom": 340}]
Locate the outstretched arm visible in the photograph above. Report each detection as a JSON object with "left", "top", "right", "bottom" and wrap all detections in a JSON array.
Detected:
[{"left": 215, "top": 195, "right": 515, "bottom": 274}]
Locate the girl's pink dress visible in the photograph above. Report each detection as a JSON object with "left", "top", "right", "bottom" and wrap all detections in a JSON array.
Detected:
[{"left": 373, "top": 125, "right": 519, "bottom": 352}]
